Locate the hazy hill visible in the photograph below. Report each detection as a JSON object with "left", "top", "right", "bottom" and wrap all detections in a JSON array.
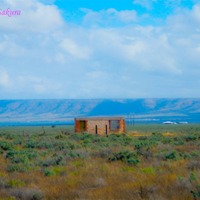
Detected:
[{"left": 0, "top": 99, "right": 200, "bottom": 124}]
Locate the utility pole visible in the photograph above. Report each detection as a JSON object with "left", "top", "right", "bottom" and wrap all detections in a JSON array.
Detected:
[
  {"left": 127, "top": 113, "right": 134, "bottom": 127},
  {"left": 130, "top": 113, "right": 134, "bottom": 126}
]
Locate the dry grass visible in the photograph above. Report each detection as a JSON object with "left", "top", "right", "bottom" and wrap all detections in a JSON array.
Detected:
[
  {"left": 128, "top": 131, "right": 177, "bottom": 137},
  {"left": 128, "top": 132, "right": 150, "bottom": 137},
  {"left": 163, "top": 132, "right": 177, "bottom": 137},
  {"left": 0, "top": 125, "right": 200, "bottom": 200},
  {"left": 0, "top": 157, "right": 198, "bottom": 200}
]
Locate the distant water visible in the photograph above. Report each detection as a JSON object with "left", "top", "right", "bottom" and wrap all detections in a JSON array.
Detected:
[
  {"left": 0, "top": 121, "right": 72, "bottom": 127},
  {"left": 0, "top": 116, "right": 199, "bottom": 127}
]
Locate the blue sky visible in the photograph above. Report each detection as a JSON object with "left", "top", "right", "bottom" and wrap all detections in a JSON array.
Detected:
[
  {"left": 0, "top": 0, "right": 200, "bottom": 99},
  {"left": 55, "top": 0, "right": 195, "bottom": 20},
  {"left": 39, "top": 0, "right": 197, "bottom": 26}
]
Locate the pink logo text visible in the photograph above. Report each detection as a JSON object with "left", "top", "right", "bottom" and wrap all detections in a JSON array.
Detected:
[{"left": 0, "top": 8, "right": 21, "bottom": 17}]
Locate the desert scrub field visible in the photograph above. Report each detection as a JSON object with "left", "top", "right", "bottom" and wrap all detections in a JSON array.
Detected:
[{"left": 0, "top": 124, "right": 199, "bottom": 200}]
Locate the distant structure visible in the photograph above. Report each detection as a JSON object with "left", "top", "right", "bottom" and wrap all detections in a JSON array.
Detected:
[
  {"left": 75, "top": 117, "right": 126, "bottom": 135},
  {"left": 163, "top": 121, "right": 177, "bottom": 124},
  {"left": 163, "top": 121, "right": 189, "bottom": 125},
  {"left": 179, "top": 122, "right": 188, "bottom": 124}
]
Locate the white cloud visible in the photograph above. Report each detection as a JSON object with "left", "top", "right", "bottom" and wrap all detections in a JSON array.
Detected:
[
  {"left": 133, "top": 0, "right": 191, "bottom": 11},
  {"left": 82, "top": 8, "right": 137, "bottom": 26},
  {"left": 105, "top": 8, "right": 137, "bottom": 23},
  {"left": 192, "top": 3, "right": 200, "bottom": 21},
  {"left": 60, "top": 38, "right": 91, "bottom": 60},
  {"left": 0, "top": 68, "right": 12, "bottom": 88},
  {"left": 0, "top": 1, "right": 200, "bottom": 98},
  {"left": 0, "top": 37, "right": 26, "bottom": 57},
  {"left": 133, "top": 0, "right": 157, "bottom": 10},
  {"left": 116, "top": 10, "right": 137, "bottom": 23},
  {"left": 0, "top": 0, "right": 64, "bottom": 32},
  {"left": 14, "top": 75, "right": 64, "bottom": 97}
]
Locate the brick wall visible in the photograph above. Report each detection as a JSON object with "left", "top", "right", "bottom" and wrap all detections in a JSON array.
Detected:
[
  {"left": 75, "top": 119, "right": 80, "bottom": 132},
  {"left": 87, "top": 120, "right": 109, "bottom": 135},
  {"left": 75, "top": 118, "right": 126, "bottom": 135},
  {"left": 119, "top": 119, "right": 126, "bottom": 133}
]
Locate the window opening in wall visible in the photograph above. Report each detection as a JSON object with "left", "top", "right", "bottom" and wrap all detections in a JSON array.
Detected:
[{"left": 110, "top": 120, "right": 120, "bottom": 131}]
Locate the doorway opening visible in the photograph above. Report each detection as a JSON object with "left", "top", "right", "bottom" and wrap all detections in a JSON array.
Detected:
[
  {"left": 80, "top": 120, "right": 86, "bottom": 132},
  {"left": 105, "top": 125, "right": 108, "bottom": 135},
  {"left": 95, "top": 125, "right": 98, "bottom": 135}
]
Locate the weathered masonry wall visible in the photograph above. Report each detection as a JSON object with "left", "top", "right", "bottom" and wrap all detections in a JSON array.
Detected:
[
  {"left": 118, "top": 119, "right": 126, "bottom": 133},
  {"left": 75, "top": 117, "right": 126, "bottom": 135},
  {"left": 87, "top": 120, "right": 109, "bottom": 135},
  {"left": 75, "top": 119, "right": 81, "bottom": 132}
]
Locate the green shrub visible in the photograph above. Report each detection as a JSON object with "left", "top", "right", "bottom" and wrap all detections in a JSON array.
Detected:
[
  {"left": 179, "top": 152, "right": 192, "bottom": 159},
  {"left": 108, "top": 134, "right": 132, "bottom": 146},
  {"left": 40, "top": 155, "right": 64, "bottom": 167},
  {"left": 64, "top": 149, "right": 89, "bottom": 160},
  {"left": 6, "top": 150, "right": 37, "bottom": 164},
  {"left": 126, "top": 157, "right": 140, "bottom": 165},
  {"left": 36, "top": 141, "right": 54, "bottom": 149},
  {"left": 173, "top": 139, "right": 185, "bottom": 145},
  {"left": 4, "top": 134, "right": 15, "bottom": 140},
  {"left": 138, "top": 136, "right": 148, "bottom": 140},
  {"left": 191, "top": 185, "right": 200, "bottom": 199},
  {"left": 54, "top": 141, "right": 67, "bottom": 151},
  {"left": 55, "top": 134, "right": 65, "bottom": 139},
  {"left": 190, "top": 151, "right": 200, "bottom": 158},
  {"left": 7, "top": 164, "right": 30, "bottom": 173},
  {"left": 157, "top": 150, "right": 179, "bottom": 161},
  {"left": 134, "top": 140, "right": 154, "bottom": 151},
  {"left": 13, "top": 138, "right": 24, "bottom": 145},
  {"left": 25, "top": 140, "right": 37, "bottom": 148},
  {"left": 6, "top": 179, "right": 25, "bottom": 188},
  {"left": 164, "top": 151, "right": 178, "bottom": 160},
  {"left": 184, "top": 135, "right": 198, "bottom": 142},
  {"left": 79, "top": 134, "right": 96, "bottom": 147},
  {"left": 69, "top": 133, "right": 92, "bottom": 142},
  {"left": 6, "top": 150, "right": 16, "bottom": 159},
  {"left": 189, "top": 172, "right": 197, "bottom": 182},
  {"left": 0, "top": 133, "right": 5, "bottom": 138},
  {"left": 134, "top": 142, "right": 144, "bottom": 150},
  {"left": 66, "top": 141, "right": 78, "bottom": 150},
  {"left": 109, "top": 150, "right": 140, "bottom": 165},
  {"left": 55, "top": 155, "right": 63, "bottom": 165},
  {"left": 11, "top": 154, "right": 29, "bottom": 164},
  {"left": 152, "top": 132, "right": 162, "bottom": 136},
  {"left": 44, "top": 169, "right": 55, "bottom": 176},
  {"left": 0, "top": 141, "right": 13, "bottom": 151},
  {"left": 162, "top": 137, "right": 173, "bottom": 144},
  {"left": 137, "top": 149, "right": 153, "bottom": 159}
]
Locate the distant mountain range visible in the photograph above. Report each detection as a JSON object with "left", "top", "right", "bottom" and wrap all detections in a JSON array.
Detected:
[{"left": 0, "top": 99, "right": 200, "bottom": 125}]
